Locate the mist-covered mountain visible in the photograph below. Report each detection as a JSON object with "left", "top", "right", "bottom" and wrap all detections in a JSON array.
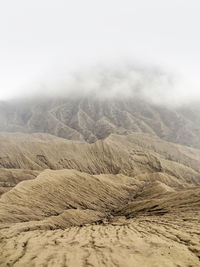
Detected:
[{"left": 1, "top": 96, "right": 200, "bottom": 148}]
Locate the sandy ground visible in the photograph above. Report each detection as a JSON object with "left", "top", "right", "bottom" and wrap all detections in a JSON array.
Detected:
[
  {"left": 0, "top": 169, "right": 199, "bottom": 267},
  {"left": 0, "top": 214, "right": 200, "bottom": 267}
]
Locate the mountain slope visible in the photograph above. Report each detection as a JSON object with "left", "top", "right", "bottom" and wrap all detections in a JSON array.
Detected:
[
  {"left": 1, "top": 97, "right": 200, "bottom": 148},
  {"left": 0, "top": 132, "right": 200, "bottom": 191}
]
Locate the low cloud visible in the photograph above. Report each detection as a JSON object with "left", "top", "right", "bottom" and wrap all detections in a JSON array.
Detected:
[{"left": 6, "top": 61, "right": 200, "bottom": 107}]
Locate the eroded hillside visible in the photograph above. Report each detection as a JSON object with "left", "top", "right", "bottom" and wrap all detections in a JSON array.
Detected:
[
  {"left": 1, "top": 97, "right": 200, "bottom": 148},
  {"left": 0, "top": 133, "right": 200, "bottom": 266}
]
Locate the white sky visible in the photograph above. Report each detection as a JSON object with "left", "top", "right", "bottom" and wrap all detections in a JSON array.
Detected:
[{"left": 0, "top": 0, "right": 200, "bottom": 101}]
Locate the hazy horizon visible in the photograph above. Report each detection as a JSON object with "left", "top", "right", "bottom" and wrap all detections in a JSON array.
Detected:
[
  {"left": 0, "top": 61, "right": 199, "bottom": 107},
  {"left": 0, "top": 0, "right": 200, "bottom": 105}
]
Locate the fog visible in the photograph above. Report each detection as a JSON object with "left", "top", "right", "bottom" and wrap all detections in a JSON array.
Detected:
[
  {"left": 2, "top": 61, "right": 199, "bottom": 107},
  {"left": 0, "top": 0, "right": 200, "bottom": 105},
  {"left": 16, "top": 62, "right": 177, "bottom": 104}
]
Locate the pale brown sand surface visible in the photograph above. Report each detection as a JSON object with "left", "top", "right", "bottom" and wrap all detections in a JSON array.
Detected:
[{"left": 0, "top": 133, "right": 200, "bottom": 266}]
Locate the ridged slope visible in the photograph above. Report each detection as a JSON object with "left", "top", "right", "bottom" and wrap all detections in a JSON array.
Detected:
[{"left": 1, "top": 97, "right": 200, "bottom": 148}]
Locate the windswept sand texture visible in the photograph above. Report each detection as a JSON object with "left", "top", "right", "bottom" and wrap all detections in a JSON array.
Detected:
[{"left": 0, "top": 133, "right": 200, "bottom": 266}]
